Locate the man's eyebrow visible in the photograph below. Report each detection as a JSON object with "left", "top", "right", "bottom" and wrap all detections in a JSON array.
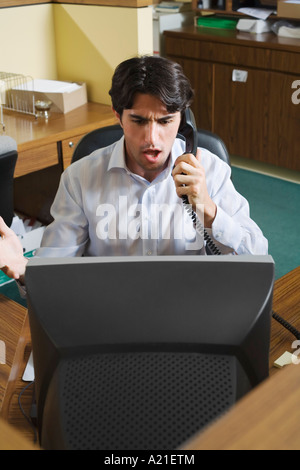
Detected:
[
  {"left": 129, "top": 113, "right": 176, "bottom": 121},
  {"left": 129, "top": 113, "right": 148, "bottom": 121}
]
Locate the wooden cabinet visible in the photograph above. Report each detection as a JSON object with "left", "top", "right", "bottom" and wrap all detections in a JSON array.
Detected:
[
  {"left": 172, "top": 57, "right": 213, "bottom": 130},
  {"left": 214, "top": 64, "right": 267, "bottom": 161},
  {"left": 14, "top": 142, "right": 59, "bottom": 178},
  {"left": 61, "top": 133, "right": 86, "bottom": 169},
  {"left": 164, "top": 27, "right": 300, "bottom": 171}
]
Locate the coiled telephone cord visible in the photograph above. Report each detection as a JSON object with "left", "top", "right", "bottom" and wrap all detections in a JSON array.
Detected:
[{"left": 182, "top": 195, "right": 222, "bottom": 255}]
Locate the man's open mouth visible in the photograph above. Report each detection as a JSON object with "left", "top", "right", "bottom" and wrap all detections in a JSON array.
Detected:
[{"left": 143, "top": 149, "right": 161, "bottom": 159}]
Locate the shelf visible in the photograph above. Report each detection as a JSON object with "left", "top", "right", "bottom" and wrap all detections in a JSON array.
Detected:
[
  {"left": 192, "top": 0, "right": 300, "bottom": 21},
  {"left": 0, "top": 0, "right": 154, "bottom": 8}
]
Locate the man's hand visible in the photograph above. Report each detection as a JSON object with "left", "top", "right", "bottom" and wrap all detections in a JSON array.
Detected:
[
  {"left": 0, "top": 217, "right": 28, "bottom": 281},
  {"left": 172, "top": 148, "right": 217, "bottom": 228}
]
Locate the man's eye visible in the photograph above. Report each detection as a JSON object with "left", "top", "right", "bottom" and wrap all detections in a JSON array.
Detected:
[
  {"left": 132, "top": 119, "right": 146, "bottom": 125},
  {"left": 131, "top": 118, "right": 172, "bottom": 125}
]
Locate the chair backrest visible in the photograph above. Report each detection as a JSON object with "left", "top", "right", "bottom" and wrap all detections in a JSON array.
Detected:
[
  {"left": 71, "top": 124, "right": 230, "bottom": 166},
  {"left": 196, "top": 129, "right": 230, "bottom": 166},
  {"left": 71, "top": 124, "right": 123, "bottom": 164},
  {"left": 0, "top": 136, "right": 18, "bottom": 227}
]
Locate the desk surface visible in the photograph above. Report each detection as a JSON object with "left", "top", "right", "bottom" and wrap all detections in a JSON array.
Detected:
[
  {"left": 2, "top": 102, "right": 116, "bottom": 153},
  {"left": 0, "top": 418, "right": 38, "bottom": 450},
  {"left": 0, "top": 266, "right": 300, "bottom": 449},
  {"left": 269, "top": 266, "right": 300, "bottom": 375}
]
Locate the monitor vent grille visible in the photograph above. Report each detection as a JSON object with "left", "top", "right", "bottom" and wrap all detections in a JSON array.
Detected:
[{"left": 59, "top": 352, "right": 236, "bottom": 450}]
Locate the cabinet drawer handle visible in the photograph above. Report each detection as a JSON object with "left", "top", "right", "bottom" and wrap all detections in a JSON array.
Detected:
[
  {"left": 232, "top": 69, "right": 248, "bottom": 83},
  {"left": 68, "top": 141, "right": 74, "bottom": 148}
]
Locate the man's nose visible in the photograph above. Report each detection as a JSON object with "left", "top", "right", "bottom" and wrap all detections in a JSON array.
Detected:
[{"left": 146, "top": 122, "right": 158, "bottom": 145}]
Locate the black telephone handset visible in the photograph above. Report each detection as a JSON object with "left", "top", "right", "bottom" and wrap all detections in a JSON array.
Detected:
[
  {"left": 179, "top": 107, "right": 198, "bottom": 156},
  {"left": 178, "top": 108, "right": 221, "bottom": 255}
]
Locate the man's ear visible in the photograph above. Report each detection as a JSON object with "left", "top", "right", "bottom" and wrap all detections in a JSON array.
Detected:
[{"left": 112, "top": 108, "right": 123, "bottom": 127}]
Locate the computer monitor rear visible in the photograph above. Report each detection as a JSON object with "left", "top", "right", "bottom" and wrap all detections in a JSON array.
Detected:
[{"left": 26, "top": 255, "right": 274, "bottom": 450}]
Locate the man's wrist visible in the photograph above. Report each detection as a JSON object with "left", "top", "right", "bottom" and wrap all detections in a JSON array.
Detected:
[{"left": 204, "top": 202, "right": 217, "bottom": 228}]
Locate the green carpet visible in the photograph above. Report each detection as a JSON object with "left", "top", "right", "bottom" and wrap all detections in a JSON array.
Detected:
[
  {"left": 231, "top": 166, "right": 300, "bottom": 280},
  {"left": 1, "top": 166, "right": 299, "bottom": 305}
]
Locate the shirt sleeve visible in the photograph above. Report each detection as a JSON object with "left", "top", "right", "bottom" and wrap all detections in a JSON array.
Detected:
[{"left": 203, "top": 152, "right": 268, "bottom": 255}]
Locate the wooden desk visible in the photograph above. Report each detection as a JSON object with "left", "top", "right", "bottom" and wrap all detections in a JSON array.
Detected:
[
  {"left": 269, "top": 266, "right": 300, "bottom": 376},
  {"left": 3, "top": 102, "right": 116, "bottom": 177},
  {"left": 182, "top": 266, "right": 300, "bottom": 450},
  {"left": 0, "top": 418, "right": 38, "bottom": 450},
  {"left": 2, "top": 102, "right": 117, "bottom": 222},
  {"left": 0, "top": 266, "right": 299, "bottom": 449},
  {"left": 0, "top": 294, "right": 33, "bottom": 443}
]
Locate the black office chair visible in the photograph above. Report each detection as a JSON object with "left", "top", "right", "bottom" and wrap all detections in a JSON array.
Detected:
[
  {"left": 71, "top": 124, "right": 230, "bottom": 167},
  {"left": 72, "top": 124, "right": 123, "bottom": 164},
  {"left": 0, "top": 136, "right": 18, "bottom": 227},
  {"left": 196, "top": 129, "right": 230, "bottom": 167}
]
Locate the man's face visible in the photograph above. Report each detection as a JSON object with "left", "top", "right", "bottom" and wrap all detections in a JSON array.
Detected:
[{"left": 114, "top": 93, "right": 181, "bottom": 182}]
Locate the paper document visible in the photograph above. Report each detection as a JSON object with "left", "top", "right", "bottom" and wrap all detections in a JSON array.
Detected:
[
  {"left": 22, "top": 352, "right": 35, "bottom": 381},
  {"left": 13, "top": 79, "right": 82, "bottom": 94},
  {"left": 237, "top": 7, "right": 275, "bottom": 20}
]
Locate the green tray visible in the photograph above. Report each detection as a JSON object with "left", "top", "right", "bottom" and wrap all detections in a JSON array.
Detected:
[{"left": 196, "top": 17, "right": 238, "bottom": 30}]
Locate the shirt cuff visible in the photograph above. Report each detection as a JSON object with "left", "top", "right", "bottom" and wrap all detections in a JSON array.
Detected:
[{"left": 211, "top": 206, "right": 243, "bottom": 253}]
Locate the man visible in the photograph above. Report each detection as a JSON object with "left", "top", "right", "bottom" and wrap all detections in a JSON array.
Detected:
[{"left": 0, "top": 55, "right": 268, "bottom": 284}]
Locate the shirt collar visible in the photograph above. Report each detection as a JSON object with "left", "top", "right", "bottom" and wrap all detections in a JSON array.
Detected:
[{"left": 107, "top": 136, "right": 127, "bottom": 171}]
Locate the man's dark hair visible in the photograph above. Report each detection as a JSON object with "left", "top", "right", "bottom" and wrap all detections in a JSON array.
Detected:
[{"left": 109, "top": 55, "right": 194, "bottom": 117}]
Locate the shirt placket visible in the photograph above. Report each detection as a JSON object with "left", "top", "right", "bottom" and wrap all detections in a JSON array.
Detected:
[{"left": 141, "top": 185, "right": 157, "bottom": 256}]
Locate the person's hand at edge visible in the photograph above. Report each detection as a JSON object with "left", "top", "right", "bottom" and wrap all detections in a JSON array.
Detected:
[{"left": 0, "top": 216, "right": 28, "bottom": 283}]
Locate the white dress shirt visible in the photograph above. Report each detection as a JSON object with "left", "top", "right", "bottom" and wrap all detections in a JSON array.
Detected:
[{"left": 36, "top": 137, "right": 268, "bottom": 258}]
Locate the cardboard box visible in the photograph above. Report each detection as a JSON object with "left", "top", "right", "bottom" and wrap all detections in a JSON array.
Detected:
[
  {"left": 10, "top": 79, "right": 87, "bottom": 114},
  {"left": 277, "top": 0, "right": 300, "bottom": 19}
]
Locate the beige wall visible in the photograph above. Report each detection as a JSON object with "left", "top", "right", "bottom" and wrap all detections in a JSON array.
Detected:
[
  {"left": 0, "top": 4, "right": 57, "bottom": 79},
  {"left": 53, "top": 4, "right": 153, "bottom": 105},
  {"left": 0, "top": 3, "right": 153, "bottom": 105}
]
